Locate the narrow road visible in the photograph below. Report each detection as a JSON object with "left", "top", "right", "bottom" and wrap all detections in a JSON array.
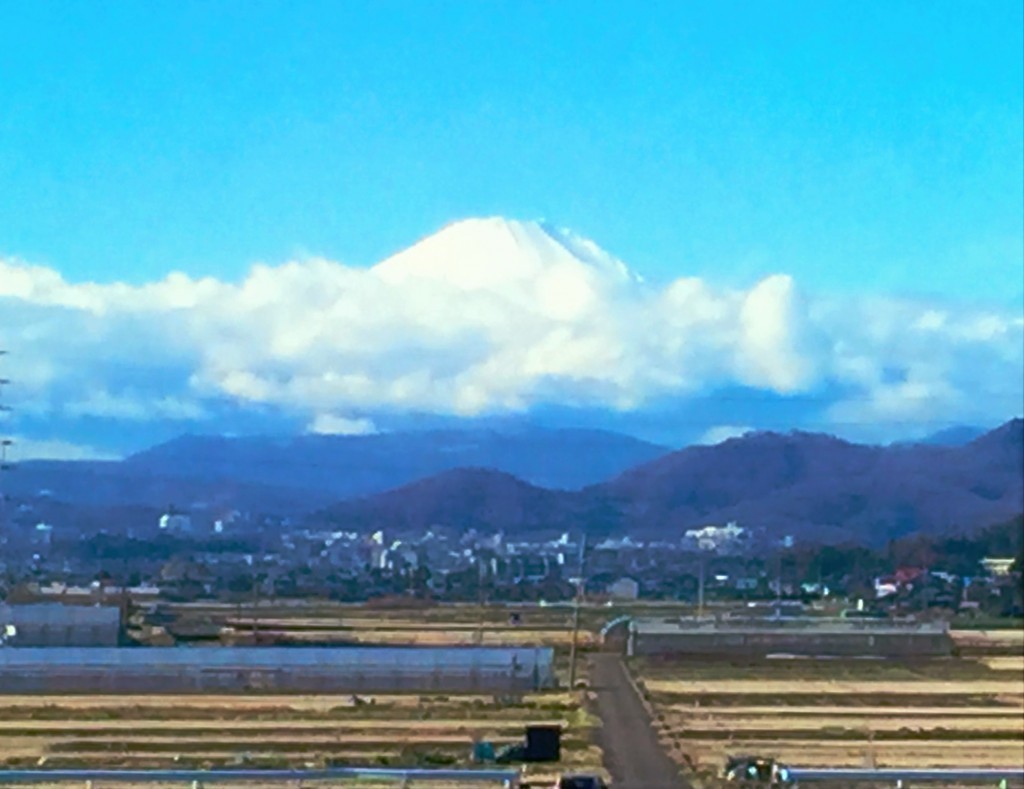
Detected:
[{"left": 589, "top": 654, "right": 690, "bottom": 789}]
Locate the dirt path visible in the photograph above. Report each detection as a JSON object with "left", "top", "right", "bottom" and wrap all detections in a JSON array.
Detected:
[{"left": 590, "top": 654, "right": 690, "bottom": 789}]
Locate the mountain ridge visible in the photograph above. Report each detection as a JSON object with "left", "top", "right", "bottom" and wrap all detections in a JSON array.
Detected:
[
  {"left": 9, "top": 427, "right": 669, "bottom": 512},
  {"left": 314, "top": 419, "right": 1023, "bottom": 545},
  {"left": 10, "top": 420, "right": 1021, "bottom": 546}
]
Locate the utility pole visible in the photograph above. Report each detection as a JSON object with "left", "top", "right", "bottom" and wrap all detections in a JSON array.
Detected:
[
  {"left": 774, "top": 536, "right": 792, "bottom": 619},
  {"left": 697, "top": 551, "right": 706, "bottom": 619},
  {"left": 476, "top": 556, "right": 486, "bottom": 645},
  {"left": 567, "top": 533, "right": 586, "bottom": 689},
  {"left": 775, "top": 548, "right": 782, "bottom": 617},
  {"left": 251, "top": 569, "right": 259, "bottom": 643}
]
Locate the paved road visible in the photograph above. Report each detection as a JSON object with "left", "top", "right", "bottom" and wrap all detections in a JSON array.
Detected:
[{"left": 589, "top": 654, "right": 690, "bottom": 789}]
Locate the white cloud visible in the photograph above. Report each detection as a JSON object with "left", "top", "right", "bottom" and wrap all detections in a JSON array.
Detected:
[
  {"left": 697, "top": 425, "right": 754, "bottom": 445},
  {"left": 6, "top": 436, "right": 120, "bottom": 462},
  {"left": 64, "top": 390, "right": 208, "bottom": 421},
  {"left": 307, "top": 414, "right": 378, "bottom": 436},
  {"left": 1, "top": 218, "right": 1021, "bottom": 441},
  {"left": 735, "top": 274, "right": 817, "bottom": 393},
  {"left": 814, "top": 295, "right": 1024, "bottom": 438}
]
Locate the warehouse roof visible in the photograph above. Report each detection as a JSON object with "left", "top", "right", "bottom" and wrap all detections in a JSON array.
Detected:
[
  {"left": 0, "top": 645, "right": 554, "bottom": 671},
  {"left": 0, "top": 603, "right": 122, "bottom": 628}
]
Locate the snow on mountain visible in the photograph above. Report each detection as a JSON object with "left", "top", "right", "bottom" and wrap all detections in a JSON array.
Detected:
[
  {"left": 8, "top": 215, "right": 1021, "bottom": 452},
  {"left": 372, "top": 217, "right": 638, "bottom": 290}
]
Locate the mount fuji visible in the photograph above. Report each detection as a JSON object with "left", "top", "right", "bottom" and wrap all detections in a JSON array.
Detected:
[
  {"left": 5, "top": 215, "right": 1021, "bottom": 469},
  {"left": 372, "top": 217, "right": 641, "bottom": 289}
]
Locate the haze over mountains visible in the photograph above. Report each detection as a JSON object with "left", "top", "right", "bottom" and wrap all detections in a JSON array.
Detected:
[
  {"left": 9, "top": 419, "right": 1022, "bottom": 546},
  {"left": 9, "top": 428, "right": 668, "bottom": 510}
]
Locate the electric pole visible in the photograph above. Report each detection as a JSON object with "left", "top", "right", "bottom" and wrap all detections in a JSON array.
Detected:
[
  {"left": 697, "top": 550, "right": 706, "bottom": 619},
  {"left": 567, "top": 533, "right": 586, "bottom": 689},
  {"left": 476, "top": 555, "right": 486, "bottom": 645}
]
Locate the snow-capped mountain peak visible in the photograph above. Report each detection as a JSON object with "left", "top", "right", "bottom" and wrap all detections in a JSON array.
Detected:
[{"left": 372, "top": 217, "right": 639, "bottom": 289}]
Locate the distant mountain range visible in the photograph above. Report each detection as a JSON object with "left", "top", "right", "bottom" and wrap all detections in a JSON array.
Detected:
[
  {"left": 312, "top": 419, "right": 1023, "bottom": 546},
  {"left": 9, "top": 420, "right": 1021, "bottom": 545},
  {"left": 910, "top": 425, "right": 987, "bottom": 446},
  {"left": 8, "top": 428, "right": 667, "bottom": 512}
]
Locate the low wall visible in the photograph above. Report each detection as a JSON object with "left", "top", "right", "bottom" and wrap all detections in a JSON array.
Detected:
[{"left": 629, "top": 622, "right": 952, "bottom": 658}]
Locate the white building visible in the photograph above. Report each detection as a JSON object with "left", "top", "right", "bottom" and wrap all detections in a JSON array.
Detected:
[
  {"left": 684, "top": 522, "right": 746, "bottom": 552},
  {"left": 980, "top": 557, "right": 1016, "bottom": 577},
  {"left": 159, "top": 512, "right": 192, "bottom": 534}
]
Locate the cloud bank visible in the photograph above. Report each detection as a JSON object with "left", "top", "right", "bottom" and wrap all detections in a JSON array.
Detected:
[{"left": 1, "top": 218, "right": 1021, "bottom": 452}]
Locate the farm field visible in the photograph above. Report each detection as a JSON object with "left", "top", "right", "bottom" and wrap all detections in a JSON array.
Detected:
[
  {"left": 632, "top": 656, "right": 1024, "bottom": 777},
  {"left": 223, "top": 625, "right": 598, "bottom": 649},
  {"left": 152, "top": 600, "right": 692, "bottom": 629},
  {"left": 0, "top": 691, "right": 604, "bottom": 785},
  {"left": 951, "top": 628, "right": 1024, "bottom": 656},
  {"left": 148, "top": 602, "right": 615, "bottom": 650},
  {"left": 12, "top": 600, "right": 1024, "bottom": 787},
  {"left": 0, "top": 603, "right": 611, "bottom": 784}
]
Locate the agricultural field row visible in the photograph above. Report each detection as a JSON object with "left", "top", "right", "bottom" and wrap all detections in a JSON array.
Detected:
[
  {"left": 951, "top": 629, "right": 1024, "bottom": 656},
  {"left": 633, "top": 657, "right": 1024, "bottom": 777},
  {"left": 0, "top": 692, "right": 603, "bottom": 784},
  {"left": 155, "top": 601, "right": 697, "bottom": 644},
  {"left": 227, "top": 628, "right": 599, "bottom": 648}
]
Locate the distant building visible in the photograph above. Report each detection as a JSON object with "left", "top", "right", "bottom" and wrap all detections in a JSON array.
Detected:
[
  {"left": 684, "top": 522, "right": 746, "bottom": 552},
  {"left": 32, "top": 522, "right": 53, "bottom": 547},
  {"left": 159, "top": 512, "right": 192, "bottom": 534},
  {"left": 595, "top": 536, "right": 639, "bottom": 551},
  {"left": 874, "top": 566, "right": 927, "bottom": 598},
  {"left": 980, "top": 557, "right": 1016, "bottom": 577},
  {"left": 801, "top": 581, "right": 830, "bottom": 597},
  {"left": 893, "top": 567, "right": 927, "bottom": 586},
  {"left": 0, "top": 603, "right": 121, "bottom": 646},
  {"left": 608, "top": 577, "right": 640, "bottom": 600}
]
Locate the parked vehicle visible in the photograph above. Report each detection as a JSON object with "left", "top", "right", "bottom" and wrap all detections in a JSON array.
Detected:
[
  {"left": 553, "top": 773, "right": 608, "bottom": 789},
  {"left": 724, "top": 755, "right": 792, "bottom": 785}
]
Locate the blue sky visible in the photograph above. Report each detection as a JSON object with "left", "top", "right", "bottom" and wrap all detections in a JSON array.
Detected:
[
  {"left": 2, "top": 0, "right": 1021, "bottom": 295},
  {"left": 0, "top": 1, "right": 1022, "bottom": 457}
]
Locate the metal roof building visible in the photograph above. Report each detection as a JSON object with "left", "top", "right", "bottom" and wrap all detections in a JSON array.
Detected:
[
  {"left": 0, "top": 603, "right": 122, "bottom": 647},
  {"left": 0, "top": 645, "right": 556, "bottom": 693}
]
